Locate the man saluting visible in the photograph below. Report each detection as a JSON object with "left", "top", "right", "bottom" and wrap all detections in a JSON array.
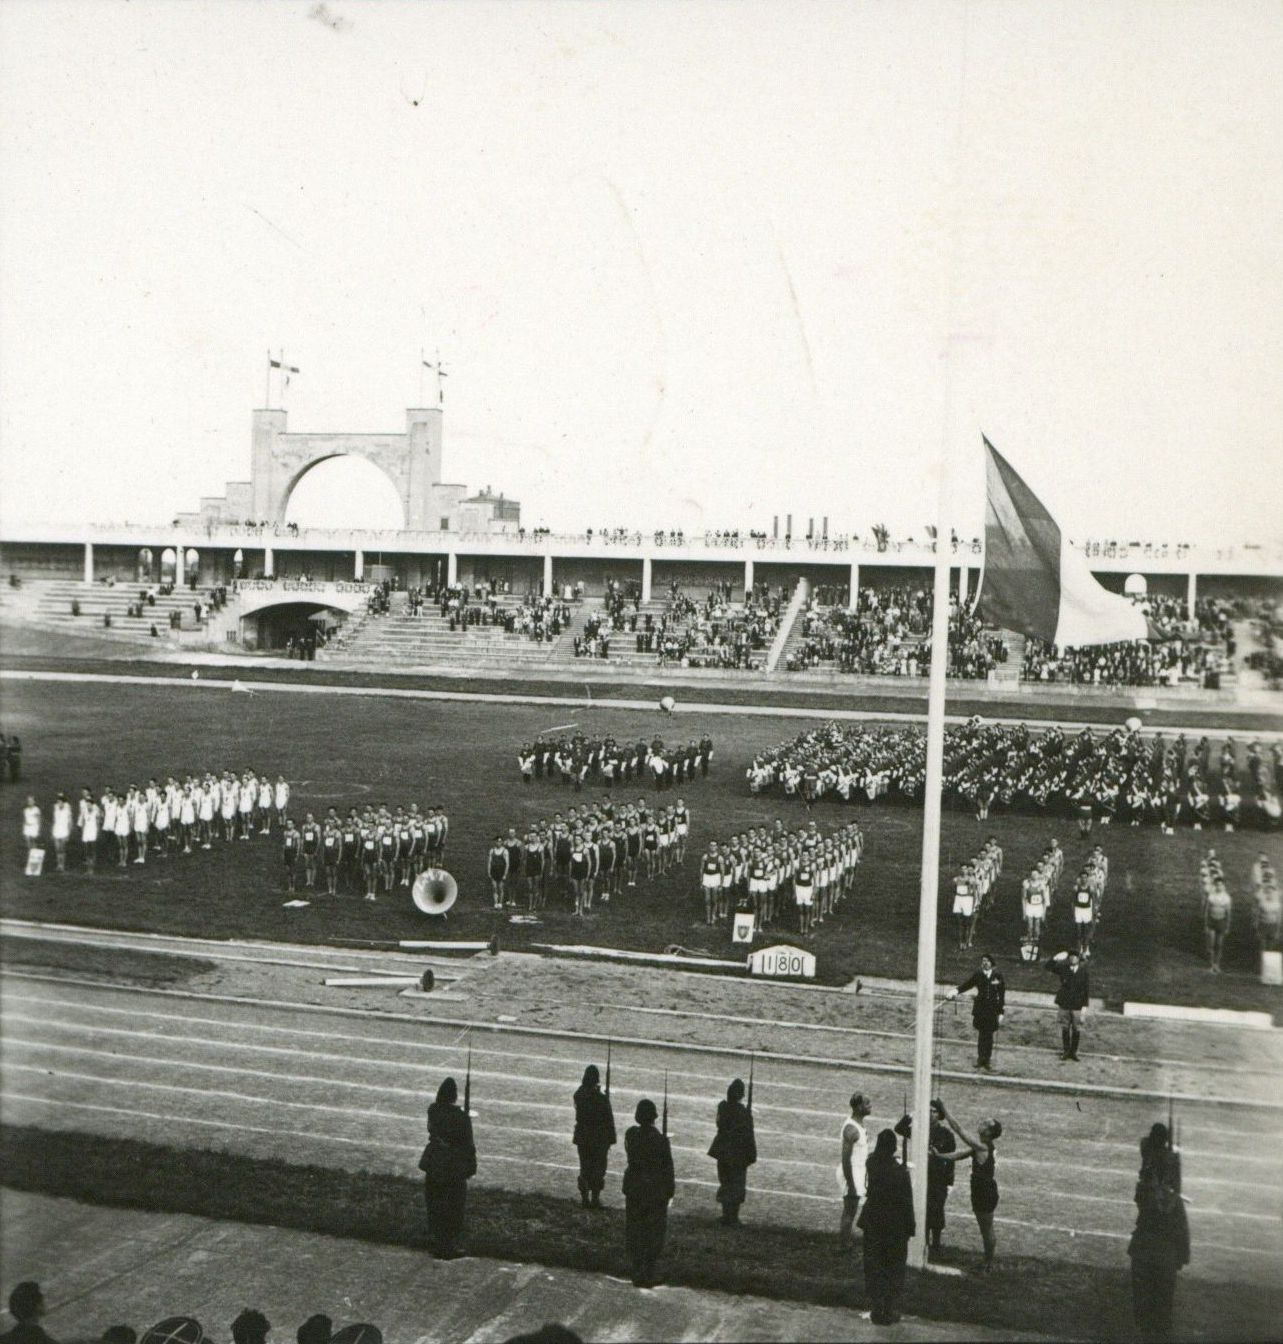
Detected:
[{"left": 947, "top": 953, "right": 1006, "bottom": 1071}]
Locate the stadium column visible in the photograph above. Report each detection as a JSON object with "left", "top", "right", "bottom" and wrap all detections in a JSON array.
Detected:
[
  {"left": 83, "top": 542, "right": 94, "bottom": 584},
  {"left": 958, "top": 563, "right": 968, "bottom": 606},
  {"left": 543, "top": 553, "right": 553, "bottom": 597},
  {"left": 447, "top": 552, "right": 458, "bottom": 586},
  {"left": 264, "top": 547, "right": 274, "bottom": 578},
  {"left": 641, "top": 555, "right": 653, "bottom": 603},
  {"left": 354, "top": 549, "right": 364, "bottom": 581},
  {"left": 744, "top": 557, "right": 754, "bottom": 596},
  {"left": 1187, "top": 569, "right": 1197, "bottom": 616},
  {"left": 175, "top": 546, "right": 185, "bottom": 587},
  {"left": 848, "top": 562, "right": 859, "bottom": 609}
]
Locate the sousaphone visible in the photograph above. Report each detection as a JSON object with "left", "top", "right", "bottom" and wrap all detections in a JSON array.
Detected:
[{"left": 412, "top": 867, "right": 458, "bottom": 915}]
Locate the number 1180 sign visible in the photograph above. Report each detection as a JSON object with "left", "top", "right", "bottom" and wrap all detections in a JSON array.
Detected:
[{"left": 748, "top": 944, "right": 816, "bottom": 979}]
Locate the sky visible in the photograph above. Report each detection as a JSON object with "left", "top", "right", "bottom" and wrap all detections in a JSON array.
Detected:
[{"left": 1, "top": 0, "right": 1280, "bottom": 544}]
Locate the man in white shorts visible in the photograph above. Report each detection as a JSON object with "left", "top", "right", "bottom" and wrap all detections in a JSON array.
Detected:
[
  {"left": 238, "top": 771, "right": 256, "bottom": 840},
  {"left": 179, "top": 785, "right": 197, "bottom": 853},
  {"left": 220, "top": 774, "right": 238, "bottom": 842},
  {"left": 197, "top": 780, "right": 216, "bottom": 849},
  {"left": 112, "top": 789, "right": 132, "bottom": 867},
  {"left": 953, "top": 867, "right": 976, "bottom": 950},
  {"left": 838, "top": 1092, "right": 873, "bottom": 1250},
  {"left": 1072, "top": 883, "right": 1096, "bottom": 955},
  {"left": 1022, "top": 872, "right": 1047, "bottom": 952},
  {"left": 794, "top": 860, "right": 815, "bottom": 937},
  {"left": 130, "top": 786, "right": 150, "bottom": 863}
]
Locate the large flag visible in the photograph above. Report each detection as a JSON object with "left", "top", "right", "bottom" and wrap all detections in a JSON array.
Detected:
[{"left": 978, "top": 437, "right": 1150, "bottom": 647}]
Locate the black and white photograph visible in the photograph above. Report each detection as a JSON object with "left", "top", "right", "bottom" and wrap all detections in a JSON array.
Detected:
[{"left": 1, "top": 2, "right": 1280, "bottom": 1341}]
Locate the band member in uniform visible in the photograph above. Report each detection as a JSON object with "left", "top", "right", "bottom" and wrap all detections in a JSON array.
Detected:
[
  {"left": 418, "top": 1076, "right": 477, "bottom": 1259},
  {"left": 572, "top": 1064, "right": 616, "bottom": 1209},
  {"left": 838, "top": 1092, "right": 872, "bottom": 1250},
  {"left": 622, "top": 1098, "right": 675, "bottom": 1288},
  {"left": 947, "top": 954, "right": 1006, "bottom": 1071},
  {"left": 1045, "top": 950, "right": 1090, "bottom": 1061},
  {"left": 281, "top": 818, "right": 301, "bottom": 892},
  {"left": 708, "top": 1078, "right": 757, "bottom": 1226},
  {"left": 930, "top": 1102, "right": 1002, "bottom": 1271}
]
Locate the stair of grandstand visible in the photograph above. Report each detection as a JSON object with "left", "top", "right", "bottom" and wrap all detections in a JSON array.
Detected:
[
  {"left": 319, "top": 592, "right": 560, "bottom": 666},
  {"left": 7, "top": 579, "right": 212, "bottom": 641},
  {"left": 995, "top": 631, "right": 1024, "bottom": 683}
]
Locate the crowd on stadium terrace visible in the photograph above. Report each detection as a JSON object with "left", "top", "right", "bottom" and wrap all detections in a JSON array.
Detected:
[
  {"left": 747, "top": 720, "right": 1283, "bottom": 830},
  {"left": 1021, "top": 635, "right": 1221, "bottom": 688},
  {"left": 650, "top": 586, "right": 784, "bottom": 669},
  {"left": 785, "top": 590, "right": 1007, "bottom": 679},
  {"left": 517, "top": 733, "right": 714, "bottom": 790}
]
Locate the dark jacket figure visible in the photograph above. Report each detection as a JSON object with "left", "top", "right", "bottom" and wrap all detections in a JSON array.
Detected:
[
  {"left": 418, "top": 1076, "right": 477, "bottom": 1258},
  {"left": 951, "top": 955, "right": 1006, "bottom": 1069},
  {"left": 1045, "top": 952, "right": 1091, "bottom": 1060},
  {"left": 857, "top": 1130, "right": 915, "bottom": 1326},
  {"left": 1128, "top": 1124, "right": 1190, "bottom": 1343},
  {"left": 896, "top": 1102, "right": 956, "bottom": 1250},
  {"left": 573, "top": 1065, "right": 616, "bottom": 1209},
  {"left": 622, "top": 1098, "right": 676, "bottom": 1287},
  {"left": 707, "top": 1078, "right": 757, "bottom": 1225}
]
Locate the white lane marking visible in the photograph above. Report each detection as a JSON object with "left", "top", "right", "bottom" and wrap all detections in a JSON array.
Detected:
[
  {"left": 7, "top": 1004, "right": 1282, "bottom": 1159},
  {"left": 5, "top": 1040, "right": 1280, "bottom": 1209},
  {"left": 5, "top": 976, "right": 1277, "bottom": 1116},
  {"left": 2, "top": 1090, "right": 1278, "bottom": 1264},
  {"left": 602, "top": 1003, "right": 1283, "bottom": 1080},
  {"left": 5, "top": 668, "right": 1279, "bottom": 739}
]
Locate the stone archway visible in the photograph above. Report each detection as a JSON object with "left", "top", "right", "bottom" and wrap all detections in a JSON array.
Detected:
[{"left": 251, "top": 407, "right": 443, "bottom": 530}]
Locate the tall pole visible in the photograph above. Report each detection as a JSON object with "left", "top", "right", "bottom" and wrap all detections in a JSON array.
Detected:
[
  {"left": 907, "top": 434, "right": 954, "bottom": 1271},
  {"left": 265, "top": 350, "right": 272, "bottom": 409}
]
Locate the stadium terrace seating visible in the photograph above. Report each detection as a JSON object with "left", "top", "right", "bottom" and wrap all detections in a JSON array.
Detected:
[
  {"left": 319, "top": 592, "right": 571, "bottom": 667},
  {"left": 7, "top": 579, "right": 214, "bottom": 642}
]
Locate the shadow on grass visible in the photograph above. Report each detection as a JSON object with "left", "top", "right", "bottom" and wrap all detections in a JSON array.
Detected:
[
  {"left": 4, "top": 1127, "right": 1277, "bottom": 1342},
  {"left": 0, "top": 940, "right": 217, "bottom": 986}
]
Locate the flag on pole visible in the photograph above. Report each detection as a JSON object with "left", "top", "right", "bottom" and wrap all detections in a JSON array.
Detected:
[{"left": 978, "top": 437, "right": 1153, "bottom": 647}]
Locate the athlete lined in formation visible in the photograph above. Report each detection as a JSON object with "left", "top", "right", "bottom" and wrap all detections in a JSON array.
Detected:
[
  {"left": 518, "top": 733, "right": 715, "bottom": 792},
  {"left": 1200, "top": 849, "right": 1232, "bottom": 973},
  {"left": 953, "top": 837, "right": 1004, "bottom": 952},
  {"left": 698, "top": 819, "right": 863, "bottom": 937},
  {"left": 486, "top": 797, "right": 691, "bottom": 915},
  {"left": 281, "top": 802, "right": 450, "bottom": 900}
]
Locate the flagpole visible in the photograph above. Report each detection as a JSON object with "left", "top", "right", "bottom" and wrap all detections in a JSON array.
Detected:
[{"left": 907, "top": 440, "right": 954, "bottom": 1271}]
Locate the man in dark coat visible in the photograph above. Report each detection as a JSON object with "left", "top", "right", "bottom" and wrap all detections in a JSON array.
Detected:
[
  {"left": 857, "top": 1129, "right": 915, "bottom": 1325},
  {"left": 622, "top": 1098, "right": 676, "bottom": 1287},
  {"left": 572, "top": 1064, "right": 616, "bottom": 1209},
  {"left": 418, "top": 1076, "right": 477, "bottom": 1258},
  {"left": 1128, "top": 1123, "right": 1190, "bottom": 1342},
  {"left": 707, "top": 1077, "right": 757, "bottom": 1225},
  {"left": 1045, "top": 950, "right": 1091, "bottom": 1061},
  {"left": 896, "top": 1100, "right": 957, "bottom": 1256},
  {"left": 947, "top": 953, "right": 1006, "bottom": 1070}
]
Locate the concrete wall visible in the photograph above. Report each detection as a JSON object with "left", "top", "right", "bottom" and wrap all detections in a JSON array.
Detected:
[
  {"left": 652, "top": 558, "right": 744, "bottom": 597},
  {"left": 0, "top": 542, "right": 82, "bottom": 580},
  {"left": 457, "top": 553, "right": 543, "bottom": 593}
]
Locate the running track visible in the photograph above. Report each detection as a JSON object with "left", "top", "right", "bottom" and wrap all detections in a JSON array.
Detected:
[{"left": 2, "top": 974, "right": 1280, "bottom": 1291}]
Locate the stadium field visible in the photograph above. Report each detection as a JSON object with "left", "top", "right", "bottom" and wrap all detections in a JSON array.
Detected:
[{"left": 2, "top": 675, "right": 1280, "bottom": 1016}]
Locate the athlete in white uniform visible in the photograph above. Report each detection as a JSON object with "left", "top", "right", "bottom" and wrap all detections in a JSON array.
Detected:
[
  {"left": 50, "top": 793, "right": 73, "bottom": 871},
  {"left": 78, "top": 788, "right": 101, "bottom": 872}
]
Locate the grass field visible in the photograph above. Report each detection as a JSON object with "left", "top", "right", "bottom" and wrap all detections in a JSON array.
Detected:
[{"left": 2, "top": 676, "right": 1280, "bottom": 1014}]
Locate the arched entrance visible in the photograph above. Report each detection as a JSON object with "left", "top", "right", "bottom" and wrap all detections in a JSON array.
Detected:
[
  {"left": 137, "top": 548, "right": 154, "bottom": 582},
  {"left": 185, "top": 548, "right": 200, "bottom": 585},
  {"left": 160, "top": 548, "right": 177, "bottom": 584},
  {"left": 284, "top": 455, "right": 407, "bottom": 530},
  {"left": 242, "top": 600, "right": 345, "bottom": 656}
]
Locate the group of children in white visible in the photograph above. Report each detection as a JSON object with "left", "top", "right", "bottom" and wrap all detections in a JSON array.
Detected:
[
  {"left": 699, "top": 820, "right": 865, "bottom": 936},
  {"left": 21, "top": 773, "right": 291, "bottom": 873}
]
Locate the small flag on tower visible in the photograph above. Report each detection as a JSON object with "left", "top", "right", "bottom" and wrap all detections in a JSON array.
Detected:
[{"left": 978, "top": 437, "right": 1153, "bottom": 647}]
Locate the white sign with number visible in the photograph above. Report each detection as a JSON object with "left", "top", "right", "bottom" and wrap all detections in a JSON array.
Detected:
[
  {"left": 748, "top": 943, "right": 816, "bottom": 979},
  {"left": 25, "top": 848, "right": 45, "bottom": 877}
]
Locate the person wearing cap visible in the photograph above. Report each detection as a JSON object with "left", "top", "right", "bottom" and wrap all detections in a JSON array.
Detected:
[
  {"left": 946, "top": 954, "right": 1006, "bottom": 1071},
  {"left": 707, "top": 1077, "right": 757, "bottom": 1226},
  {"left": 418, "top": 1076, "right": 477, "bottom": 1259},
  {"left": 837, "top": 1091, "right": 873, "bottom": 1250},
  {"left": 0, "top": 1282, "right": 58, "bottom": 1344},
  {"left": 572, "top": 1064, "right": 616, "bottom": 1209},
  {"left": 1045, "top": 950, "right": 1091, "bottom": 1061},
  {"left": 621, "top": 1097, "right": 675, "bottom": 1287}
]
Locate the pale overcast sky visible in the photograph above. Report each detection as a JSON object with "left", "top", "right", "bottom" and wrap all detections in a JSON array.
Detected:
[{"left": 1, "top": 0, "right": 1280, "bottom": 543}]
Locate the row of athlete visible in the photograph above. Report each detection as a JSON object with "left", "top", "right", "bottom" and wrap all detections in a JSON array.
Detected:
[
  {"left": 19, "top": 772, "right": 292, "bottom": 873},
  {"left": 699, "top": 819, "right": 865, "bottom": 936},
  {"left": 282, "top": 805, "right": 452, "bottom": 897},
  {"left": 487, "top": 798, "right": 692, "bottom": 915},
  {"left": 518, "top": 734, "right": 714, "bottom": 789}
]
